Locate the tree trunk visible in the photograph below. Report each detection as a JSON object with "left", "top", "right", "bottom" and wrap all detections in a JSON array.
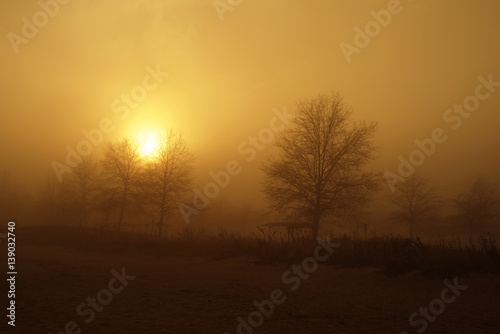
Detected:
[
  {"left": 80, "top": 195, "right": 87, "bottom": 227},
  {"left": 158, "top": 206, "right": 165, "bottom": 239},
  {"left": 409, "top": 217, "right": 414, "bottom": 239},
  {"left": 117, "top": 187, "right": 127, "bottom": 231},
  {"left": 312, "top": 210, "right": 320, "bottom": 241},
  {"left": 117, "top": 204, "right": 125, "bottom": 231}
]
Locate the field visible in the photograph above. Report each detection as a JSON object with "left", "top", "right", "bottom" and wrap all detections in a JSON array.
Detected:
[{"left": 2, "top": 226, "right": 500, "bottom": 334}]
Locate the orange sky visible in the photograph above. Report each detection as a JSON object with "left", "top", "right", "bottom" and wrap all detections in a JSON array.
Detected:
[{"left": 1, "top": 0, "right": 500, "bottom": 205}]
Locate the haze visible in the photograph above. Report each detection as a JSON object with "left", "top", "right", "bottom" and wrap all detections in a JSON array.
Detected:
[{"left": 1, "top": 0, "right": 500, "bottom": 227}]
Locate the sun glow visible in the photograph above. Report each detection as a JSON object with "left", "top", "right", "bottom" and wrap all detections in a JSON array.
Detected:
[{"left": 138, "top": 132, "right": 161, "bottom": 158}]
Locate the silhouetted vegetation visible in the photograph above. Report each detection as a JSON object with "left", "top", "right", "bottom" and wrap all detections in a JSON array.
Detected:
[
  {"left": 36, "top": 130, "right": 193, "bottom": 236},
  {"left": 262, "top": 92, "right": 379, "bottom": 240},
  {"left": 19, "top": 97, "right": 500, "bottom": 273},
  {"left": 389, "top": 173, "right": 442, "bottom": 238},
  {"left": 451, "top": 176, "right": 500, "bottom": 236},
  {"left": 24, "top": 225, "right": 500, "bottom": 277}
]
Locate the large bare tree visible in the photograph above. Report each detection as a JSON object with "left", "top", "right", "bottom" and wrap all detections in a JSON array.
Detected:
[
  {"left": 452, "top": 176, "right": 500, "bottom": 235},
  {"left": 140, "top": 130, "right": 194, "bottom": 238},
  {"left": 101, "top": 139, "right": 144, "bottom": 230},
  {"left": 262, "top": 92, "right": 379, "bottom": 240},
  {"left": 389, "top": 173, "right": 442, "bottom": 238}
]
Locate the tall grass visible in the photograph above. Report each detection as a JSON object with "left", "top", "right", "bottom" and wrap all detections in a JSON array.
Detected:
[{"left": 23, "top": 225, "right": 500, "bottom": 275}]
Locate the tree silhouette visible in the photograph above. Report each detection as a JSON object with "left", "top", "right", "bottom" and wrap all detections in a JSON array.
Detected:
[
  {"left": 389, "top": 173, "right": 442, "bottom": 238},
  {"left": 452, "top": 176, "right": 500, "bottom": 235},
  {"left": 262, "top": 92, "right": 379, "bottom": 240},
  {"left": 140, "top": 130, "right": 194, "bottom": 238},
  {"left": 39, "top": 172, "right": 67, "bottom": 223},
  {"left": 61, "top": 155, "right": 100, "bottom": 226},
  {"left": 101, "top": 139, "right": 144, "bottom": 230}
]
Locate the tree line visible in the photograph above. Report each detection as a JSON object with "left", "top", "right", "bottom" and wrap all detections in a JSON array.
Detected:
[
  {"left": 39, "top": 130, "right": 193, "bottom": 238},
  {"left": 31, "top": 92, "right": 500, "bottom": 240}
]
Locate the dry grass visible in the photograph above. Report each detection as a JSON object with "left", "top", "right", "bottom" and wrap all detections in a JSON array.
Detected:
[{"left": 23, "top": 225, "right": 500, "bottom": 276}]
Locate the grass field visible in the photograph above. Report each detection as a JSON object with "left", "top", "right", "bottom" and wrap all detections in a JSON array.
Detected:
[{"left": 2, "top": 226, "right": 500, "bottom": 333}]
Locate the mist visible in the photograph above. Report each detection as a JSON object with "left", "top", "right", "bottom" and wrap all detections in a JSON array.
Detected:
[{"left": 1, "top": 1, "right": 500, "bottom": 333}]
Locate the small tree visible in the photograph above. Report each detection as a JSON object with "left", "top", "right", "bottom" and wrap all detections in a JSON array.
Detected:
[
  {"left": 39, "top": 172, "right": 67, "bottom": 224},
  {"left": 389, "top": 173, "right": 442, "bottom": 238},
  {"left": 262, "top": 92, "right": 379, "bottom": 240},
  {"left": 452, "top": 176, "right": 500, "bottom": 235},
  {"left": 62, "top": 156, "right": 100, "bottom": 226},
  {"left": 140, "top": 130, "right": 194, "bottom": 238},
  {"left": 101, "top": 139, "right": 144, "bottom": 230}
]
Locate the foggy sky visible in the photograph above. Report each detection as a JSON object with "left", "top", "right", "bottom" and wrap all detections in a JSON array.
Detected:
[{"left": 1, "top": 0, "right": 500, "bottom": 205}]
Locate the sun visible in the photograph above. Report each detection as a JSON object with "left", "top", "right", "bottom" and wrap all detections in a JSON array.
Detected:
[{"left": 138, "top": 132, "right": 161, "bottom": 158}]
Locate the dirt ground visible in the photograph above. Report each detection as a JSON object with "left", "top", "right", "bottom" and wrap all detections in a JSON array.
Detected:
[{"left": 2, "top": 239, "right": 500, "bottom": 334}]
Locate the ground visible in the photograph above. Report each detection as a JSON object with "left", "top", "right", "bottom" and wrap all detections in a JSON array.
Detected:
[{"left": 1, "top": 235, "right": 500, "bottom": 334}]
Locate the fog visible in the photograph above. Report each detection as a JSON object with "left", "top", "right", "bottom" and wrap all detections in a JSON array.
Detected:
[
  {"left": 1, "top": 0, "right": 500, "bottom": 235},
  {"left": 3, "top": 2, "right": 500, "bottom": 333}
]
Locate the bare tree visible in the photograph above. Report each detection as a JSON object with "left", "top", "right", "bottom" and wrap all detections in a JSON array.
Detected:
[
  {"left": 389, "top": 173, "right": 442, "bottom": 238},
  {"left": 262, "top": 92, "right": 379, "bottom": 240},
  {"left": 140, "top": 130, "right": 194, "bottom": 238},
  {"left": 39, "top": 172, "right": 67, "bottom": 223},
  {"left": 101, "top": 139, "right": 144, "bottom": 230},
  {"left": 452, "top": 176, "right": 500, "bottom": 235},
  {"left": 62, "top": 155, "right": 100, "bottom": 226}
]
